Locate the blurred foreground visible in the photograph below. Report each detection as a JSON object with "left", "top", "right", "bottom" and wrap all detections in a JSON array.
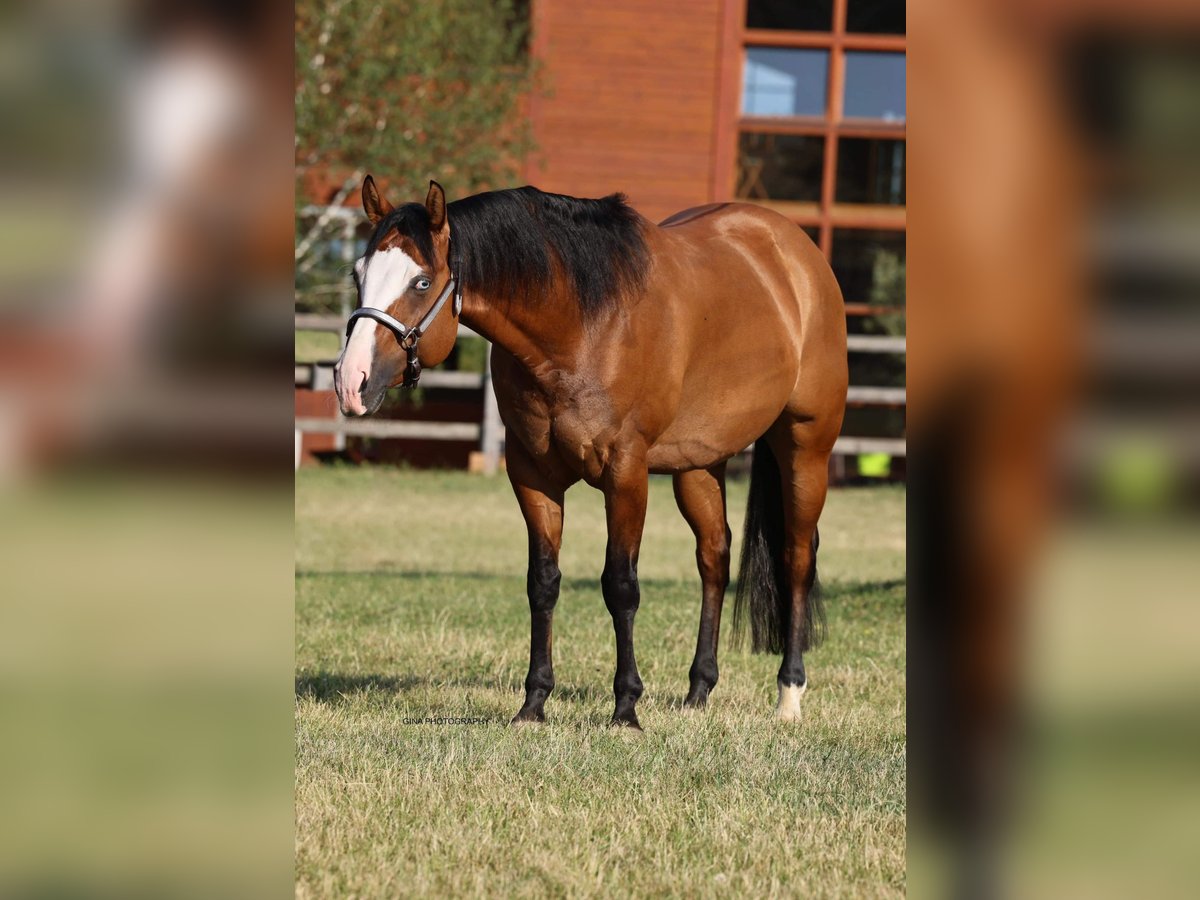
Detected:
[
  {"left": 910, "top": 0, "right": 1200, "bottom": 896},
  {"left": 0, "top": 1, "right": 293, "bottom": 896}
]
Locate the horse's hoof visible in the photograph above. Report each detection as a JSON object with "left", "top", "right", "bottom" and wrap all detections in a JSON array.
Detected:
[
  {"left": 510, "top": 709, "right": 545, "bottom": 725},
  {"left": 610, "top": 713, "right": 643, "bottom": 732},
  {"left": 682, "top": 692, "right": 708, "bottom": 710},
  {"left": 775, "top": 680, "right": 807, "bottom": 722}
]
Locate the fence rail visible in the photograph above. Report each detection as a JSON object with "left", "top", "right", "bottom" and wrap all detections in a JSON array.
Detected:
[
  {"left": 294, "top": 416, "right": 903, "bottom": 459},
  {"left": 295, "top": 417, "right": 481, "bottom": 440},
  {"left": 295, "top": 364, "right": 483, "bottom": 391},
  {"left": 846, "top": 385, "right": 906, "bottom": 405},
  {"left": 846, "top": 334, "right": 905, "bottom": 353},
  {"left": 297, "top": 313, "right": 899, "bottom": 352}
]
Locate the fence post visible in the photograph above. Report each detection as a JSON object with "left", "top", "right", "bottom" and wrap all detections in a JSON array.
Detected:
[
  {"left": 480, "top": 348, "right": 502, "bottom": 475},
  {"left": 334, "top": 214, "right": 356, "bottom": 453}
]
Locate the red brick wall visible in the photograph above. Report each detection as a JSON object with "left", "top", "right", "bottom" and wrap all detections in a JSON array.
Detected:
[{"left": 526, "top": 0, "right": 726, "bottom": 223}]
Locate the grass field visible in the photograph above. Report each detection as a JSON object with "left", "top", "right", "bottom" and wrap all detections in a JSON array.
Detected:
[{"left": 296, "top": 467, "right": 905, "bottom": 898}]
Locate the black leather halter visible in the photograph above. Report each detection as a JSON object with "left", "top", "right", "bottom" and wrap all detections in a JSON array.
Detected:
[{"left": 344, "top": 251, "right": 463, "bottom": 388}]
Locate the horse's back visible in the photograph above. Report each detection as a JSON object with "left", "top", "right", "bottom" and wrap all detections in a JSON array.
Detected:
[
  {"left": 637, "top": 202, "right": 846, "bottom": 468},
  {"left": 657, "top": 202, "right": 738, "bottom": 229},
  {"left": 653, "top": 201, "right": 845, "bottom": 360}
]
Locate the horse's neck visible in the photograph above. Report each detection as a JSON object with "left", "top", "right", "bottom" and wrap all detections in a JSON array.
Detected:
[{"left": 459, "top": 289, "right": 589, "bottom": 374}]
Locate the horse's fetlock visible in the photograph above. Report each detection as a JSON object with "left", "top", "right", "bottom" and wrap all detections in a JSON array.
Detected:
[
  {"left": 525, "top": 667, "right": 555, "bottom": 696},
  {"left": 614, "top": 672, "right": 643, "bottom": 702},
  {"left": 778, "top": 658, "right": 807, "bottom": 688},
  {"left": 690, "top": 657, "right": 719, "bottom": 689}
]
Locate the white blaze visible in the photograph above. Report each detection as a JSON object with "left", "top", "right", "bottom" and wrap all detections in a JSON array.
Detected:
[{"left": 335, "top": 247, "right": 421, "bottom": 414}]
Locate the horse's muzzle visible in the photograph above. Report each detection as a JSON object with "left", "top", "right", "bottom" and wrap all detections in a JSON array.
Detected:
[{"left": 334, "top": 362, "right": 369, "bottom": 416}]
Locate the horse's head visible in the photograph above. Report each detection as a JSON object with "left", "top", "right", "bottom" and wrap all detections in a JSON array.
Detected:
[{"left": 334, "top": 176, "right": 459, "bottom": 416}]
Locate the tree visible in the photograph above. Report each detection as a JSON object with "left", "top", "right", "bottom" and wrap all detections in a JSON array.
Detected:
[{"left": 295, "top": 0, "right": 535, "bottom": 305}]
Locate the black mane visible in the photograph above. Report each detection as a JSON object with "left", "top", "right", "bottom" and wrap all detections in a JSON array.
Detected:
[
  {"left": 367, "top": 203, "right": 436, "bottom": 269},
  {"left": 366, "top": 187, "right": 650, "bottom": 316}
]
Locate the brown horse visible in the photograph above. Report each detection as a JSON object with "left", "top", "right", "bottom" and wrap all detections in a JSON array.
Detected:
[{"left": 334, "top": 177, "right": 847, "bottom": 728}]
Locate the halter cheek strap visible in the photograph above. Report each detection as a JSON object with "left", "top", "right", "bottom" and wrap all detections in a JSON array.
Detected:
[{"left": 345, "top": 275, "right": 457, "bottom": 388}]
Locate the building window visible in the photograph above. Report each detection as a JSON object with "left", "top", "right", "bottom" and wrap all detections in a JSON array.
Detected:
[
  {"left": 846, "top": 0, "right": 906, "bottom": 35},
  {"left": 745, "top": 0, "right": 834, "bottom": 32},
  {"left": 727, "top": 1, "right": 905, "bottom": 264},
  {"left": 737, "top": 133, "right": 824, "bottom": 203},
  {"left": 835, "top": 138, "right": 906, "bottom": 205},
  {"left": 843, "top": 51, "right": 906, "bottom": 121},
  {"left": 831, "top": 229, "right": 906, "bottom": 304},
  {"left": 742, "top": 48, "right": 829, "bottom": 117}
]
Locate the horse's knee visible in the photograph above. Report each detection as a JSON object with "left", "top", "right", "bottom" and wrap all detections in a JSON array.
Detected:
[
  {"left": 601, "top": 556, "right": 639, "bottom": 615},
  {"left": 528, "top": 553, "right": 561, "bottom": 613}
]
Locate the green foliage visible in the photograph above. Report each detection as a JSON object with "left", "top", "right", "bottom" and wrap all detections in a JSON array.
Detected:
[
  {"left": 847, "top": 247, "right": 906, "bottom": 398},
  {"left": 868, "top": 248, "right": 906, "bottom": 337},
  {"left": 453, "top": 335, "right": 488, "bottom": 373},
  {"left": 295, "top": 0, "right": 535, "bottom": 204}
]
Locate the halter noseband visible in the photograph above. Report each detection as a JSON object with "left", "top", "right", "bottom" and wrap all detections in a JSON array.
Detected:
[{"left": 344, "top": 254, "right": 463, "bottom": 388}]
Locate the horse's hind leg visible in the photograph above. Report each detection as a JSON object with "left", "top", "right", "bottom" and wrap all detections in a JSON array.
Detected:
[
  {"left": 673, "top": 465, "right": 731, "bottom": 708},
  {"left": 765, "top": 424, "right": 833, "bottom": 721}
]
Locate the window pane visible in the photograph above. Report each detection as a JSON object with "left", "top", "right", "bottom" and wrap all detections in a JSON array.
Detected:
[
  {"left": 746, "top": 0, "right": 833, "bottom": 32},
  {"left": 846, "top": 0, "right": 906, "bottom": 35},
  {"left": 743, "top": 48, "right": 828, "bottom": 117},
  {"left": 843, "top": 52, "right": 905, "bottom": 121},
  {"left": 831, "top": 229, "right": 906, "bottom": 304},
  {"left": 835, "top": 138, "right": 906, "bottom": 205},
  {"left": 737, "top": 133, "right": 824, "bottom": 202}
]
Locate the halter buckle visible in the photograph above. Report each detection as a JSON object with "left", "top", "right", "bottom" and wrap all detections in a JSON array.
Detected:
[{"left": 403, "top": 342, "right": 422, "bottom": 387}]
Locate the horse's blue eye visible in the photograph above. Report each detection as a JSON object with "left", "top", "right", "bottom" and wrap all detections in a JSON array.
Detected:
[{"left": 415, "top": 278, "right": 431, "bottom": 291}]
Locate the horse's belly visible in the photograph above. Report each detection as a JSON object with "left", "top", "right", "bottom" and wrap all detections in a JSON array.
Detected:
[{"left": 646, "top": 386, "right": 789, "bottom": 472}]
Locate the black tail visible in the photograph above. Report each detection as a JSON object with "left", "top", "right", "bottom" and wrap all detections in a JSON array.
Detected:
[{"left": 733, "top": 439, "right": 826, "bottom": 654}]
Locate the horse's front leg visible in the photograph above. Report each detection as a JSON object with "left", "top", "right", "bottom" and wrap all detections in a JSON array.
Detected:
[
  {"left": 601, "top": 458, "right": 650, "bottom": 729},
  {"left": 506, "top": 443, "right": 567, "bottom": 724}
]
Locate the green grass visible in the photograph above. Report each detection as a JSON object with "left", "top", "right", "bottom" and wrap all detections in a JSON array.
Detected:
[{"left": 296, "top": 467, "right": 905, "bottom": 898}]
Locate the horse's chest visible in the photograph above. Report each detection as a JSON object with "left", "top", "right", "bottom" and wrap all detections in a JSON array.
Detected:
[
  {"left": 495, "top": 378, "right": 618, "bottom": 483},
  {"left": 548, "top": 405, "right": 621, "bottom": 481}
]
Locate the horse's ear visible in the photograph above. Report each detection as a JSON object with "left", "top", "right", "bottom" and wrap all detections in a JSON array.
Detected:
[
  {"left": 362, "top": 175, "right": 393, "bottom": 225},
  {"left": 425, "top": 180, "right": 448, "bottom": 234}
]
